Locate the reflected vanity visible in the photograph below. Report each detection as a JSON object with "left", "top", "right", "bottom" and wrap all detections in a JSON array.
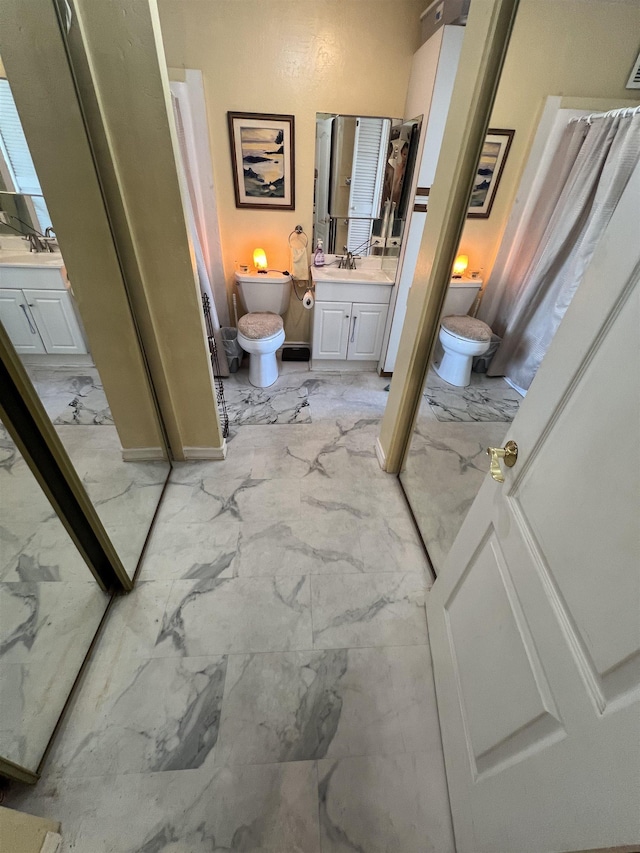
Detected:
[
  {"left": 313, "top": 113, "right": 421, "bottom": 258},
  {"left": 0, "top": 192, "right": 171, "bottom": 578}
]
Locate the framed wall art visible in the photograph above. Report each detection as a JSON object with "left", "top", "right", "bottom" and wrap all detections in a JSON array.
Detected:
[
  {"left": 467, "top": 128, "right": 514, "bottom": 219},
  {"left": 227, "top": 112, "right": 295, "bottom": 210}
]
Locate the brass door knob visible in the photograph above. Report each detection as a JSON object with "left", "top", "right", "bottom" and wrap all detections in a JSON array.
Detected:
[{"left": 486, "top": 440, "right": 518, "bottom": 483}]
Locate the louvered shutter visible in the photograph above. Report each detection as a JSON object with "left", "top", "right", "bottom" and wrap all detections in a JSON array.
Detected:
[
  {"left": 0, "top": 79, "right": 52, "bottom": 231},
  {"left": 626, "top": 52, "right": 640, "bottom": 89},
  {"left": 347, "top": 117, "right": 389, "bottom": 218},
  {"left": 346, "top": 217, "right": 373, "bottom": 254}
]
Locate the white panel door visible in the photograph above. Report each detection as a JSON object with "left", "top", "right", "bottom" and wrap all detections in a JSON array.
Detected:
[
  {"left": 427, "top": 162, "right": 640, "bottom": 852},
  {"left": 312, "top": 301, "right": 350, "bottom": 359},
  {"left": 23, "top": 288, "right": 87, "bottom": 355},
  {"left": 0, "top": 288, "right": 46, "bottom": 353},
  {"left": 348, "top": 303, "right": 388, "bottom": 360}
]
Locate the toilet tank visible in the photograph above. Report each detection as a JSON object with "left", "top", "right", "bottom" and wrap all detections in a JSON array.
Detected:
[
  {"left": 235, "top": 270, "right": 292, "bottom": 315},
  {"left": 442, "top": 278, "right": 482, "bottom": 316}
]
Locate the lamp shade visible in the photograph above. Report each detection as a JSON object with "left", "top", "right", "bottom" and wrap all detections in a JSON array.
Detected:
[
  {"left": 253, "top": 248, "right": 268, "bottom": 271},
  {"left": 452, "top": 254, "right": 469, "bottom": 276}
]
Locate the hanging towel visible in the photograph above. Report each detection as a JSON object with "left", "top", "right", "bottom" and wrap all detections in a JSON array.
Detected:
[{"left": 290, "top": 245, "right": 309, "bottom": 281}]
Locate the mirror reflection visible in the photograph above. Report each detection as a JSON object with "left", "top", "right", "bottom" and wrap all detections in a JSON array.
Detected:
[
  {"left": 0, "top": 415, "right": 111, "bottom": 774},
  {"left": 0, "top": 71, "right": 170, "bottom": 580},
  {"left": 399, "top": 5, "right": 638, "bottom": 574},
  {"left": 0, "top": 56, "right": 171, "bottom": 780},
  {"left": 314, "top": 113, "right": 421, "bottom": 257}
]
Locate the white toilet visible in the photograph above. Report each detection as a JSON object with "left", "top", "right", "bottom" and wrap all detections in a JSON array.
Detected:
[
  {"left": 432, "top": 278, "right": 493, "bottom": 387},
  {"left": 234, "top": 269, "right": 291, "bottom": 388}
]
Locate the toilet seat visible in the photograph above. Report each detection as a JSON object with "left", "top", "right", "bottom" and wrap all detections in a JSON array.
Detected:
[
  {"left": 441, "top": 315, "right": 492, "bottom": 343},
  {"left": 236, "top": 312, "right": 285, "bottom": 388},
  {"left": 434, "top": 314, "right": 493, "bottom": 387},
  {"left": 237, "top": 312, "right": 283, "bottom": 341}
]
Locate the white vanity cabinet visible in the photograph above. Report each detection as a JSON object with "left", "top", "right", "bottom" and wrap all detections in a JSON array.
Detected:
[
  {"left": 310, "top": 267, "right": 393, "bottom": 369},
  {"left": 0, "top": 262, "right": 87, "bottom": 355},
  {"left": 313, "top": 300, "right": 388, "bottom": 361}
]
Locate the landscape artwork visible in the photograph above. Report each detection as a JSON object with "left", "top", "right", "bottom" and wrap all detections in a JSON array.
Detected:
[
  {"left": 228, "top": 112, "right": 295, "bottom": 210},
  {"left": 467, "top": 129, "right": 514, "bottom": 219},
  {"left": 240, "top": 126, "right": 285, "bottom": 198}
]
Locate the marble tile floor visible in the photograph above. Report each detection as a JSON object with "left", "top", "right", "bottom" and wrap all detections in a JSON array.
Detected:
[
  {"left": 0, "top": 419, "right": 167, "bottom": 772},
  {"left": 423, "top": 368, "right": 521, "bottom": 423},
  {"left": 1, "top": 422, "right": 170, "bottom": 578},
  {"left": 400, "top": 400, "right": 510, "bottom": 574},
  {"left": 223, "top": 358, "right": 392, "bottom": 426},
  {"left": 25, "top": 365, "right": 113, "bottom": 426},
  {"left": 5, "top": 386, "right": 456, "bottom": 853}
]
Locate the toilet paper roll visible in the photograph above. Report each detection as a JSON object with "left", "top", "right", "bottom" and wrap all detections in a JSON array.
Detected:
[{"left": 303, "top": 290, "right": 315, "bottom": 310}]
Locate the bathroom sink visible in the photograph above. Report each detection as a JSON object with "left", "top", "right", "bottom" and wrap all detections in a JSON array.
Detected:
[
  {"left": 0, "top": 251, "right": 64, "bottom": 267},
  {"left": 310, "top": 266, "right": 393, "bottom": 285}
]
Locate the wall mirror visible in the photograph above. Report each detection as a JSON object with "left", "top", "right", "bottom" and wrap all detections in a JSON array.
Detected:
[
  {"left": 0, "top": 74, "right": 171, "bottom": 581},
  {"left": 398, "top": 8, "right": 638, "bottom": 577},
  {"left": 314, "top": 113, "right": 421, "bottom": 260},
  {"left": 0, "top": 191, "right": 52, "bottom": 241},
  {"left": 0, "top": 411, "right": 112, "bottom": 779}
]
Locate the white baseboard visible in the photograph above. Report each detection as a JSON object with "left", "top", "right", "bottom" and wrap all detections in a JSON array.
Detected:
[
  {"left": 41, "top": 832, "right": 63, "bottom": 853},
  {"left": 183, "top": 442, "right": 227, "bottom": 460},
  {"left": 121, "top": 447, "right": 167, "bottom": 462},
  {"left": 310, "top": 358, "right": 378, "bottom": 372},
  {"left": 21, "top": 354, "right": 95, "bottom": 368},
  {"left": 375, "top": 436, "right": 387, "bottom": 471}
]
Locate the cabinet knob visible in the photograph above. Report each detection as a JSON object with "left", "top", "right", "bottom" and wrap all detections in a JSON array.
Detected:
[{"left": 345, "top": 314, "right": 350, "bottom": 319}]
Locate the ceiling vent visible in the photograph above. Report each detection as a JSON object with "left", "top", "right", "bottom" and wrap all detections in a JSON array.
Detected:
[{"left": 626, "top": 52, "right": 640, "bottom": 89}]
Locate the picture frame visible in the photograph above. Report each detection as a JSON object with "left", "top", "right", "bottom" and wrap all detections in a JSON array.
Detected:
[
  {"left": 227, "top": 112, "right": 295, "bottom": 210},
  {"left": 467, "top": 128, "right": 514, "bottom": 219}
]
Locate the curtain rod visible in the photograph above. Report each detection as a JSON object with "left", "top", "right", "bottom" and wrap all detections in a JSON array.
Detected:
[{"left": 570, "top": 105, "right": 640, "bottom": 124}]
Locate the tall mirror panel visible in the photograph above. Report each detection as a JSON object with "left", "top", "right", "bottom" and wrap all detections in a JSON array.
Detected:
[
  {"left": 399, "top": 2, "right": 638, "bottom": 575},
  {"left": 0, "top": 56, "right": 171, "bottom": 579},
  {"left": 0, "top": 414, "right": 111, "bottom": 778}
]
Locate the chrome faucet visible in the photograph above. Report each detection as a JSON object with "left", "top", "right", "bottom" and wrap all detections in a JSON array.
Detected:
[
  {"left": 25, "top": 232, "right": 46, "bottom": 253},
  {"left": 338, "top": 250, "right": 357, "bottom": 270}
]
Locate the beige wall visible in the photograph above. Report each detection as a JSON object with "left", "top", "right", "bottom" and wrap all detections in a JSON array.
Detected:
[
  {"left": 157, "top": 0, "right": 424, "bottom": 342},
  {"left": 0, "top": 805, "right": 60, "bottom": 853},
  {"left": 458, "top": 0, "right": 640, "bottom": 285}
]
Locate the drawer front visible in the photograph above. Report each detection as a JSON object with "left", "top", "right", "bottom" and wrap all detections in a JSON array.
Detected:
[
  {"left": 314, "top": 281, "right": 392, "bottom": 304},
  {"left": 0, "top": 265, "right": 66, "bottom": 291}
]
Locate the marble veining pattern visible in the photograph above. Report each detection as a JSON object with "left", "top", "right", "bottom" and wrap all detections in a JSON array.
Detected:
[
  {"left": 48, "top": 656, "right": 228, "bottom": 777},
  {"left": 1, "top": 375, "right": 169, "bottom": 775},
  {"left": 400, "top": 419, "right": 508, "bottom": 574},
  {"left": 224, "top": 377, "right": 312, "bottom": 425},
  {"left": 5, "top": 361, "right": 456, "bottom": 853},
  {"left": 311, "top": 572, "right": 428, "bottom": 649},
  {"left": 424, "top": 368, "right": 522, "bottom": 422},
  {"left": 24, "top": 368, "right": 113, "bottom": 426},
  {"left": 216, "top": 645, "right": 435, "bottom": 767},
  {"left": 152, "top": 575, "right": 313, "bottom": 657}
]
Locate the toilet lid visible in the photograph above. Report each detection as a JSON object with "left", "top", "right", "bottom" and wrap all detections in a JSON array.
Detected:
[
  {"left": 237, "top": 312, "right": 284, "bottom": 340},
  {"left": 441, "top": 315, "right": 492, "bottom": 342}
]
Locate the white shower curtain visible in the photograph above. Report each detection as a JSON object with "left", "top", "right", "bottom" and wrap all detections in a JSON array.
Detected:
[
  {"left": 171, "top": 92, "right": 229, "bottom": 376},
  {"left": 488, "top": 110, "right": 640, "bottom": 389}
]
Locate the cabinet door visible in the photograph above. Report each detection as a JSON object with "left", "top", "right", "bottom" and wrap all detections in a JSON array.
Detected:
[
  {"left": 312, "top": 301, "right": 351, "bottom": 359},
  {"left": 0, "top": 288, "right": 46, "bottom": 353},
  {"left": 23, "top": 289, "right": 88, "bottom": 355},
  {"left": 348, "top": 302, "right": 389, "bottom": 360}
]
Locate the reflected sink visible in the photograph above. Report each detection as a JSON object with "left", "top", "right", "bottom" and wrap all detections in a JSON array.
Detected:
[
  {"left": 310, "top": 266, "right": 393, "bottom": 285},
  {"left": 0, "top": 251, "right": 64, "bottom": 267}
]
